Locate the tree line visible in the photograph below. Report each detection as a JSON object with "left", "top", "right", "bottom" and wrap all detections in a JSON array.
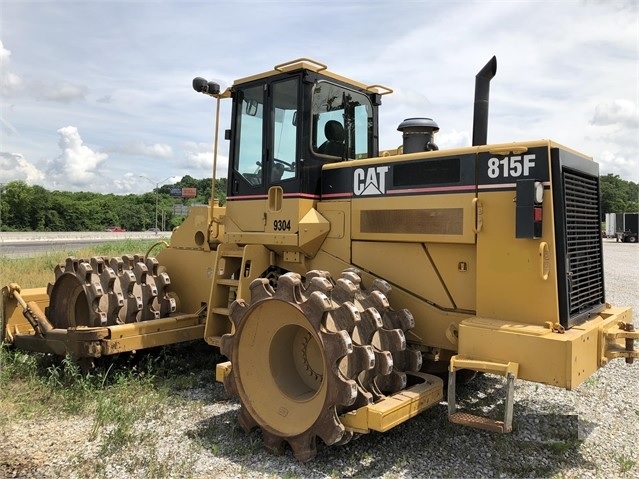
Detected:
[
  {"left": 599, "top": 174, "right": 638, "bottom": 215},
  {"left": 0, "top": 174, "right": 635, "bottom": 232},
  {"left": 0, "top": 176, "right": 227, "bottom": 232}
]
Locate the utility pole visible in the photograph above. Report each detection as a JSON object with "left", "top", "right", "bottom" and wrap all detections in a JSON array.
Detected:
[
  {"left": 139, "top": 176, "right": 172, "bottom": 230},
  {"left": 0, "top": 183, "right": 5, "bottom": 231}
]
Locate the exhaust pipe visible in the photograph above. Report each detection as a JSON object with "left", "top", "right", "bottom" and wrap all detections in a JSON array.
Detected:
[{"left": 472, "top": 56, "right": 497, "bottom": 146}]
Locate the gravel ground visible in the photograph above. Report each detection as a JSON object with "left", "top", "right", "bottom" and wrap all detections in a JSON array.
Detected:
[{"left": 1, "top": 239, "right": 637, "bottom": 479}]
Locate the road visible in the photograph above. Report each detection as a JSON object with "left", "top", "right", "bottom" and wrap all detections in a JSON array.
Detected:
[{"left": 0, "top": 231, "right": 169, "bottom": 259}]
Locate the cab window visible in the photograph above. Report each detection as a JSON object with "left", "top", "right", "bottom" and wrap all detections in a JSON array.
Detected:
[
  {"left": 234, "top": 85, "right": 264, "bottom": 186},
  {"left": 312, "top": 81, "right": 374, "bottom": 160},
  {"left": 271, "top": 78, "right": 298, "bottom": 183}
]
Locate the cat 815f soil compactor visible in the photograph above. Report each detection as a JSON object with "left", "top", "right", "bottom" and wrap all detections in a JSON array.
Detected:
[{"left": 3, "top": 57, "right": 636, "bottom": 462}]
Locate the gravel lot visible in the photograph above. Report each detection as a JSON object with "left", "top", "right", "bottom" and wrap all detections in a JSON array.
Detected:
[{"left": 1, "top": 240, "right": 637, "bottom": 478}]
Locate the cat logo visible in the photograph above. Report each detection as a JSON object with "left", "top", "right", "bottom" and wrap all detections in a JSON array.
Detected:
[{"left": 353, "top": 166, "right": 389, "bottom": 196}]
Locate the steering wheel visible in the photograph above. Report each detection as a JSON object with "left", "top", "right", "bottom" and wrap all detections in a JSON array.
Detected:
[{"left": 273, "top": 158, "right": 295, "bottom": 172}]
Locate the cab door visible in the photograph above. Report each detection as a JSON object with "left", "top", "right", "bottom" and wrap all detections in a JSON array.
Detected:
[{"left": 227, "top": 77, "right": 302, "bottom": 233}]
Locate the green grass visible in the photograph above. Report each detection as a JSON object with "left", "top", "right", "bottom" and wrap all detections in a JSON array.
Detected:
[
  {"left": 616, "top": 455, "right": 636, "bottom": 474},
  {"left": 0, "top": 341, "right": 218, "bottom": 477},
  {"left": 0, "top": 239, "right": 166, "bottom": 289},
  {"left": 0, "top": 240, "right": 219, "bottom": 478}
]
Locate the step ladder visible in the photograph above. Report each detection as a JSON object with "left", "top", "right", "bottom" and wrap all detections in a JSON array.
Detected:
[
  {"left": 447, "top": 356, "right": 519, "bottom": 433},
  {"left": 205, "top": 244, "right": 245, "bottom": 346}
]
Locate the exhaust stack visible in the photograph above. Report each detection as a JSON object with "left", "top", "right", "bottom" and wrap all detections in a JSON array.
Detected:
[{"left": 472, "top": 56, "right": 497, "bottom": 146}]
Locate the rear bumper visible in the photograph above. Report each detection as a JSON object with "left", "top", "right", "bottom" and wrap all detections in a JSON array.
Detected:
[{"left": 456, "top": 305, "right": 635, "bottom": 389}]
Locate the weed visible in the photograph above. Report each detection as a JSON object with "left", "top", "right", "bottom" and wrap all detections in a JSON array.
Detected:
[
  {"left": 282, "top": 471, "right": 301, "bottom": 479},
  {"left": 0, "top": 239, "right": 163, "bottom": 288},
  {"left": 547, "top": 439, "right": 580, "bottom": 455},
  {"left": 616, "top": 455, "right": 636, "bottom": 474},
  {"left": 584, "top": 375, "right": 600, "bottom": 387}
]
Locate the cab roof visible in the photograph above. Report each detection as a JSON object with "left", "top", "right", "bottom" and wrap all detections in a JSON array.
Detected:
[{"left": 233, "top": 57, "right": 392, "bottom": 96}]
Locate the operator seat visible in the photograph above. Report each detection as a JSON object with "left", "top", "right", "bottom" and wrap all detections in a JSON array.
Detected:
[
  {"left": 318, "top": 120, "right": 345, "bottom": 157},
  {"left": 271, "top": 162, "right": 285, "bottom": 182}
]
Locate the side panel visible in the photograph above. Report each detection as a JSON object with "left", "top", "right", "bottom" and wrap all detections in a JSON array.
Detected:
[
  {"left": 352, "top": 242, "right": 477, "bottom": 313},
  {"left": 156, "top": 248, "right": 219, "bottom": 315},
  {"left": 475, "top": 143, "right": 560, "bottom": 326},
  {"left": 317, "top": 200, "right": 351, "bottom": 263},
  {"left": 624, "top": 213, "right": 638, "bottom": 235},
  {"left": 322, "top": 150, "right": 478, "bottom": 245},
  {"left": 225, "top": 198, "right": 268, "bottom": 232}
]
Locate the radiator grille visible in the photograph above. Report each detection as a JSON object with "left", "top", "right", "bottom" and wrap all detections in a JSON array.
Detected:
[{"left": 563, "top": 170, "right": 604, "bottom": 316}]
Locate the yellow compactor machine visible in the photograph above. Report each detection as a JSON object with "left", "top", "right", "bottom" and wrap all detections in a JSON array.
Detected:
[{"left": 2, "top": 57, "right": 636, "bottom": 461}]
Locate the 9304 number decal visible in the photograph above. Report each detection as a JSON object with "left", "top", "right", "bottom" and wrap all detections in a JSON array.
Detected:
[{"left": 273, "top": 219, "right": 291, "bottom": 231}]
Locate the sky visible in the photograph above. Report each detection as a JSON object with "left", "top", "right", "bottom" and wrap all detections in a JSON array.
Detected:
[{"left": 1, "top": 0, "right": 637, "bottom": 195}]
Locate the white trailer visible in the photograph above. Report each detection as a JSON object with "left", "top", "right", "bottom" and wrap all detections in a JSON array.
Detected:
[{"left": 605, "top": 213, "right": 617, "bottom": 238}]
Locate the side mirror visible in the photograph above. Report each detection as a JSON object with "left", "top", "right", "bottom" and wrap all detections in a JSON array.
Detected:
[{"left": 246, "top": 99, "right": 259, "bottom": 116}]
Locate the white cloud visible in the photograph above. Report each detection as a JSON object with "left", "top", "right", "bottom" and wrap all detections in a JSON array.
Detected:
[
  {"left": 591, "top": 99, "right": 638, "bottom": 128},
  {"left": 436, "top": 129, "right": 471, "bottom": 150},
  {"left": 105, "top": 141, "right": 173, "bottom": 158},
  {"left": 1, "top": 1, "right": 637, "bottom": 191},
  {"left": 596, "top": 150, "right": 639, "bottom": 181},
  {"left": 46, "top": 126, "right": 108, "bottom": 187},
  {"left": 33, "top": 81, "right": 88, "bottom": 103},
  {"left": 0, "top": 40, "right": 23, "bottom": 96},
  {"left": 1, "top": 40, "right": 86, "bottom": 102},
  {"left": 183, "top": 142, "right": 228, "bottom": 178},
  {"left": 0, "top": 115, "right": 18, "bottom": 136},
  {"left": 112, "top": 172, "right": 140, "bottom": 193},
  {"left": 0, "top": 151, "right": 45, "bottom": 184},
  {"left": 183, "top": 142, "right": 212, "bottom": 169}
]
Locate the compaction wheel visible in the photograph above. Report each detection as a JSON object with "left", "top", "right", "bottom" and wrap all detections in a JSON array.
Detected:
[{"left": 220, "top": 270, "right": 421, "bottom": 461}]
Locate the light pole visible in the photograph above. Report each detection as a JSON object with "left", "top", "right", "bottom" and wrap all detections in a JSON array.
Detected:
[
  {"left": 139, "top": 175, "right": 172, "bottom": 230},
  {"left": 0, "top": 183, "right": 5, "bottom": 231}
]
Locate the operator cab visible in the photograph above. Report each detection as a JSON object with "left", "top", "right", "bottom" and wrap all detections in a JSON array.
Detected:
[{"left": 227, "top": 59, "right": 384, "bottom": 199}]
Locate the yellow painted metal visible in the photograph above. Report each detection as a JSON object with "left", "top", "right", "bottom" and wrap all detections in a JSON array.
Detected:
[
  {"left": 1, "top": 286, "right": 49, "bottom": 343},
  {"left": 101, "top": 314, "right": 204, "bottom": 355},
  {"left": 231, "top": 299, "right": 330, "bottom": 436},
  {"left": 216, "top": 360, "right": 232, "bottom": 383},
  {"left": 156, "top": 247, "right": 218, "bottom": 315},
  {"left": 447, "top": 356, "right": 518, "bottom": 433},
  {"left": 204, "top": 243, "right": 271, "bottom": 346},
  {"left": 317, "top": 201, "right": 350, "bottom": 263},
  {"left": 339, "top": 372, "right": 443, "bottom": 433},
  {"left": 168, "top": 204, "right": 214, "bottom": 250},
  {"left": 234, "top": 58, "right": 383, "bottom": 94},
  {"left": 225, "top": 199, "right": 266, "bottom": 233},
  {"left": 3, "top": 282, "right": 204, "bottom": 357},
  {"left": 353, "top": 241, "right": 477, "bottom": 312},
  {"left": 449, "top": 356, "right": 519, "bottom": 377},
  {"left": 11, "top": 313, "right": 201, "bottom": 359},
  {"left": 353, "top": 193, "right": 477, "bottom": 245},
  {"left": 215, "top": 358, "right": 444, "bottom": 436},
  {"left": 226, "top": 198, "right": 329, "bottom": 259},
  {"left": 456, "top": 305, "right": 633, "bottom": 389},
  {"left": 474, "top": 144, "right": 559, "bottom": 326},
  {"left": 298, "top": 208, "right": 330, "bottom": 257},
  {"left": 600, "top": 306, "right": 638, "bottom": 364}
]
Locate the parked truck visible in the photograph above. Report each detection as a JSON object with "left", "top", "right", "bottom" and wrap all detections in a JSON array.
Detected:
[
  {"left": 606, "top": 212, "right": 639, "bottom": 242},
  {"left": 2, "top": 57, "right": 636, "bottom": 462}
]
